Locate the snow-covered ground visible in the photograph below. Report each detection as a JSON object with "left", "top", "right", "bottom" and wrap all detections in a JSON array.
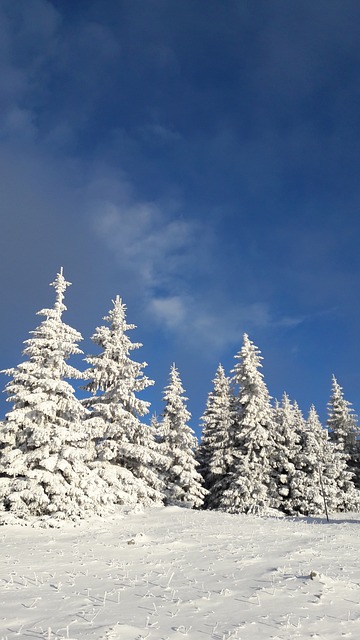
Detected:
[{"left": 1, "top": 507, "right": 360, "bottom": 640}]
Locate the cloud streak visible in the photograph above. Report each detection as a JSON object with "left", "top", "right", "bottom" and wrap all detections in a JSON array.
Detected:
[{"left": 91, "top": 188, "right": 198, "bottom": 290}]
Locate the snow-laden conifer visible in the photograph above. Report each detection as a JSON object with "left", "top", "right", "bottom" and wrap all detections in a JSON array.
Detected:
[
  {"left": 218, "top": 334, "right": 276, "bottom": 514},
  {"left": 327, "top": 375, "right": 360, "bottom": 487},
  {"left": 82, "top": 296, "right": 166, "bottom": 507},
  {"left": 197, "top": 364, "right": 235, "bottom": 509},
  {"left": 292, "top": 401, "right": 306, "bottom": 430},
  {"left": 158, "top": 364, "right": 206, "bottom": 508},
  {"left": 271, "top": 393, "right": 301, "bottom": 514},
  {"left": 291, "top": 405, "right": 360, "bottom": 515},
  {"left": 0, "top": 269, "right": 111, "bottom": 520}
]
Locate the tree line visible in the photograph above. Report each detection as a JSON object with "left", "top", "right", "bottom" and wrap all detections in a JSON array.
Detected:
[{"left": 0, "top": 269, "right": 359, "bottom": 522}]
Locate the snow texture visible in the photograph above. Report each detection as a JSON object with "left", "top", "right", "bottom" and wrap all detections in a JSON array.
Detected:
[{"left": 1, "top": 506, "right": 360, "bottom": 640}]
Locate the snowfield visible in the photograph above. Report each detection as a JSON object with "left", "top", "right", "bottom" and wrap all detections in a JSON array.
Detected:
[{"left": 1, "top": 508, "right": 360, "bottom": 639}]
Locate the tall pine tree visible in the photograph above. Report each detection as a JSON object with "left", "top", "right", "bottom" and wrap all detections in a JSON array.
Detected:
[
  {"left": 218, "top": 334, "right": 277, "bottom": 514},
  {"left": 0, "top": 269, "right": 111, "bottom": 520},
  {"left": 82, "top": 296, "right": 166, "bottom": 507},
  {"left": 197, "top": 364, "right": 235, "bottom": 509},
  {"left": 327, "top": 375, "right": 360, "bottom": 487},
  {"left": 158, "top": 364, "right": 206, "bottom": 508}
]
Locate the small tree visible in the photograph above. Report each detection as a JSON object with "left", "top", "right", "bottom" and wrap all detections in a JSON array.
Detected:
[
  {"left": 271, "top": 393, "right": 301, "bottom": 514},
  {"left": 0, "top": 269, "right": 111, "bottom": 520},
  {"left": 327, "top": 375, "right": 360, "bottom": 487},
  {"left": 82, "top": 296, "right": 166, "bottom": 507},
  {"left": 197, "top": 364, "right": 235, "bottom": 509},
  {"left": 158, "top": 364, "right": 206, "bottom": 508},
  {"left": 291, "top": 405, "right": 359, "bottom": 516},
  {"left": 218, "top": 334, "right": 276, "bottom": 514}
]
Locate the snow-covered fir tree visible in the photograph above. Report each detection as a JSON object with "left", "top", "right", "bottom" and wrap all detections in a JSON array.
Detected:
[
  {"left": 0, "top": 269, "right": 112, "bottom": 520},
  {"left": 327, "top": 375, "right": 360, "bottom": 487},
  {"left": 218, "top": 334, "right": 277, "bottom": 514},
  {"left": 197, "top": 364, "right": 235, "bottom": 509},
  {"left": 271, "top": 393, "right": 301, "bottom": 514},
  {"left": 158, "top": 364, "right": 206, "bottom": 508},
  {"left": 291, "top": 405, "right": 360, "bottom": 515},
  {"left": 82, "top": 296, "right": 166, "bottom": 507}
]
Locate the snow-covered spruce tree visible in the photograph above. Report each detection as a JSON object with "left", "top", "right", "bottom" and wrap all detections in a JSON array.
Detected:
[
  {"left": 158, "top": 364, "right": 206, "bottom": 508},
  {"left": 218, "top": 334, "right": 277, "bottom": 514},
  {"left": 82, "top": 296, "right": 166, "bottom": 507},
  {"left": 293, "top": 400, "right": 306, "bottom": 432},
  {"left": 271, "top": 393, "right": 302, "bottom": 515},
  {"left": 291, "top": 405, "right": 360, "bottom": 515},
  {"left": 0, "top": 269, "right": 112, "bottom": 520},
  {"left": 197, "top": 364, "right": 236, "bottom": 509},
  {"left": 327, "top": 375, "right": 360, "bottom": 487}
]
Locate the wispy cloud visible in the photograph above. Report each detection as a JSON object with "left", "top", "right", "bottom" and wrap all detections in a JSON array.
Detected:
[
  {"left": 148, "top": 295, "right": 310, "bottom": 352},
  {"left": 149, "top": 295, "right": 187, "bottom": 329},
  {"left": 91, "top": 188, "right": 198, "bottom": 290}
]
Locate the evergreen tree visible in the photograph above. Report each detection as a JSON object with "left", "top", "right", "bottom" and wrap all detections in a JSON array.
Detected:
[
  {"left": 271, "top": 393, "right": 301, "bottom": 514},
  {"left": 158, "top": 364, "right": 206, "bottom": 508},
  {"left": 82, "top": 296, "right": 166, "bottom": 507},
  {"left": 197, "top": 364, "right": 235, "bottom": 509},
  {"left": 218, "top": 334, "right": 277, "bottom": 514},
  {"left": 0, "top": 269, "right": 111, "bottom": 520},
  {"left": 291, "top": 405, "right": 359, "bottom": 515},
  {"left": 292, "top": 400, "right": 306, "bottom": 433},
  {"left": 327, "top": 375, "right": 360, "bottom": 487},
  {"left": 150, "top": 412, "right": 161, "bottom": 435}
]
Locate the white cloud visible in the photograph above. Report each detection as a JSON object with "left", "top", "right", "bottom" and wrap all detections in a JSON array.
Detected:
[
  {"left": 147, "top": 291, "right": 317, "bottom": 353},
  {"left": 149, "top": 296, "right": 187, "bottom": 329},
  {"left": 148, "top": 296, "right": 274, "bottom": 351},
  {"left": 91, "top": 180, "right": 199, "bottom": 290}
]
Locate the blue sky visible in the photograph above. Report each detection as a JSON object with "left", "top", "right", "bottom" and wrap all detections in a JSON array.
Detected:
[{"left": 1, "top": 0, "right": 360, "bottom": 436}]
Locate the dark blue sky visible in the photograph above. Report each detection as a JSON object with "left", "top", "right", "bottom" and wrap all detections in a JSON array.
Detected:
[{"left": 1, "top": 0, "right": 360, "bottom": 435}]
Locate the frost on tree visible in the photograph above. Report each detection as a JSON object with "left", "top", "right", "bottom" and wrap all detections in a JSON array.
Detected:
[
  {"left": 271, "top": 393, "right": 302, "bottom": 514},
  {"left": 218, "top": 334, "right": 276, "bottom": 514},
  {"left": 197, "top": 364, "right": 235, "bottom": 509},
  {"left": 158, "top": 364, "right": 206, "bottom": 508},
  {"left": 82, "top": 296, "right": 166, "bottom": 507},
  {"left": 0, "top": 269, "right": 112, "bottom": 520},
  {"left": 327, "top": 375, "right": 360, "bottom": 488},
  {"left": 291, "top": 405, "right": 360, "bottom": 516}
]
